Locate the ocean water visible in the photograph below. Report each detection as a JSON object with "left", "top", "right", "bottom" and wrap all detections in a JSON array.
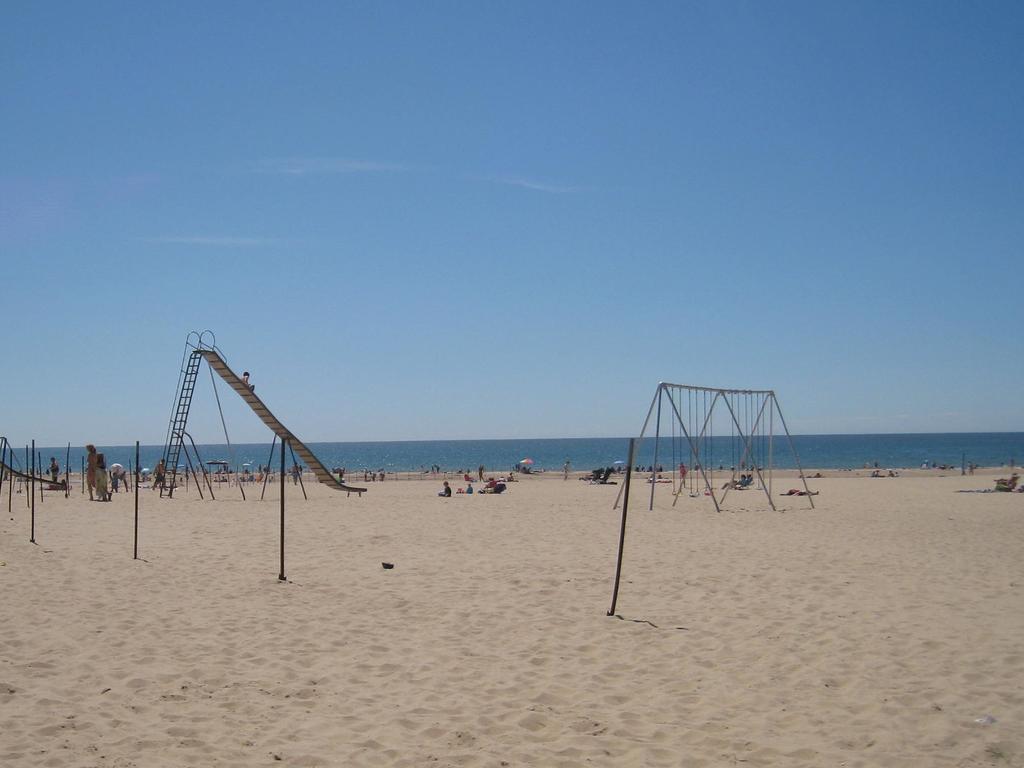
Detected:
[{"left": 7, "top": 433, "right": 1022, "bottom": 475}]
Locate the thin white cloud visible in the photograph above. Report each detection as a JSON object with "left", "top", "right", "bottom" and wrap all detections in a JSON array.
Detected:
[
  {"left": 492, "top": 176, "right": 583, "bottom": 194},
  {"left": 849, "top": 413, "right": 910, "bottom": 421},
  {"left": 140, "top": 236, "right": 280, "bottom": 247},
  {"left": 257, "top": 157, "right": 405, "bottom": 176}
]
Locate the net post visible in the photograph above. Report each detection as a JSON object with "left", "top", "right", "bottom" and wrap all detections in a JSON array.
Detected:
[
  {"left": 30, "top": 440, "right": 36, "bottom": 543},
  {"left": 0, "top": 439, "right": 7, "bottom": 511},
  {"left": 134, "top": 441, "right": 140, "bottom": 560},
  {"left": 607, "top": 437, "right": 637, "bottom": 617},
  {"left": 279, "top": 437, "right": 287, "bottom": 581}
]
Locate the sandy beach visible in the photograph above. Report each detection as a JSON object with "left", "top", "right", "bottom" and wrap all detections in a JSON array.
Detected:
[{"left": 1, "top": 472, "right": 1021, "bottom": 767}]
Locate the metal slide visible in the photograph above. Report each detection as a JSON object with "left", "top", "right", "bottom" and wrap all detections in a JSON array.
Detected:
[
  {"left": 0, "top": 458, "right": 64, "bottom": 488},
  {"left": 197, "top": 350, "right": 367, "bottom": 496}
]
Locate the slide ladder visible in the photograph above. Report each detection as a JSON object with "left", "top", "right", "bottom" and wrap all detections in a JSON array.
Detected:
[{"left": 163, "top": 349, "right": 203, "bottom": 487}]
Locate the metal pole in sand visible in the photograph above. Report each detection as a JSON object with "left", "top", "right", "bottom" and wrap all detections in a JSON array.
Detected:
[
  {"left": 608, "top": 437, "right": 637, "bottom": 617},
  {"left": 81, "top": 456, "right": 85, "bottom": 495},
  {"left": 30, "top": 440, "right": 36, "bottom": 543},
  {"left": 279, "top": 437, "right": 287, "bottom": 581},
  {"left": 134, "top": 441, "right": 139, "bottom": 560},
  {"left": 65, "top": 443, "right": 70, "bottom": 498},
  {"left": 0, "top": 438, "right": 7, "bottom": 511},
  {"left": 37, "top": 450, "right": 43, "bottom": 503},
  {"left": 7, "top": 439, "right": 13, "bottom": 514},
  {"left": 5, "top": 438, "right": 12, "bottom": 518}
]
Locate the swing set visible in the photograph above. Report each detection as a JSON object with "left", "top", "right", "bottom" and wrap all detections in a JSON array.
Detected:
[{"left": 615, "top": 382, "right": 814, "bottom": 512}]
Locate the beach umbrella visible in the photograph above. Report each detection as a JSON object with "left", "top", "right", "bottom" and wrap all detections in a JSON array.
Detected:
[
  {"left": 519, "top": 458, "right": 534, "bottom": 465},
  {"left": 612, "top": 460, "right": 625, "bottom": 465}
]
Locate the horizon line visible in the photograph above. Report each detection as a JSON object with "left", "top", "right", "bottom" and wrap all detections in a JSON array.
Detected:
[{"left": 9, "top": 429, "right": 1024, "bottom": 449}]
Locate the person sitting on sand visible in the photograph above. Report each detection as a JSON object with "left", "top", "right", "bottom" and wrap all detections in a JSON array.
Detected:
[
  {"left": 995, "top": 473, "right": 1019, "bottom": 492},
  {"left": 466, "top": 482, "right": 474, "bottom": 494},
  {"left": 480, "top": 478, "right": 507, "bottom": 494},
  {"left": 438, "top": 480, "right": 452, "bottom": 497}
]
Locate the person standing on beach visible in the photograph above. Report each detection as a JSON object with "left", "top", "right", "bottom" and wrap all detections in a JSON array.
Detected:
[
  {"left": 563, "top": 459, "right": 570, "bottom": 480},
  {"left": 478, "top": 464, "right": 485, "bottom": 482},
  {"left": 49, "top": 457, "right": 59, "bottom": 483},
  {"left": 153, "top": 459, "right": 166, "bottom": 492},
  {"left": 86, "top": 444, "right": 98, "bottom": 500},
  {"left": 95, "top": 453, "right": 110, "bottom": 501}
]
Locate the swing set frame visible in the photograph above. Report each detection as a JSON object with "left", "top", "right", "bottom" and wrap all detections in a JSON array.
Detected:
[{"left": 615, "top": 382, "right": 815, "bottom": 512}]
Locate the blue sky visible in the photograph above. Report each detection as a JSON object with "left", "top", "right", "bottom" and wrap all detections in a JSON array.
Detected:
[{"left": 2, "top": 1, "right": 1022, "bottom": 445}]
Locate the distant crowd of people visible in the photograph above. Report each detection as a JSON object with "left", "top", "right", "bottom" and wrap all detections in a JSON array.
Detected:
[{"left": 437, "top": 475, "right": 508, "bottom": 497}]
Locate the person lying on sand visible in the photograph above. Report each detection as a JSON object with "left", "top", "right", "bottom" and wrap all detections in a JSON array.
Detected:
[
  {"left": 479, "top": 478, "right": 507, "bottom": 494},
  {"left": 781, "top": 488, "right": 819, "bottom": 496},
  {"left": 994, "top": 473, "right": 1019, "bottom": 492}
]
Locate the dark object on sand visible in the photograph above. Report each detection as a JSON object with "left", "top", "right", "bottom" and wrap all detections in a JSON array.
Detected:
[{"left": 381, "top": 562, "right": 394, "bottom": 569}]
